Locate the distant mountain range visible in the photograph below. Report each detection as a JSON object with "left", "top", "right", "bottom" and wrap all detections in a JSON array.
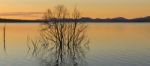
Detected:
[
  {"left": 0, "top": 16, "right": 150, "bottom": 23},
  {"left": 79, "top": 16, "right": 150, "bottom": 22}
]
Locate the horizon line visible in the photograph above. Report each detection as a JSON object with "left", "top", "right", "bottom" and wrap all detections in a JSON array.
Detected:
[
  {"left": 0, "top": 16, "right": 150, "bottom": 20},
  {"left": 0, "top": 12, "right": 150, "bottom": 20}
]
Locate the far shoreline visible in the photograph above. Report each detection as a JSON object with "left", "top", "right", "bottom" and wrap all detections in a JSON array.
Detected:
[{"left": 1, "top": 21, "right": 150, "bottom": 23}]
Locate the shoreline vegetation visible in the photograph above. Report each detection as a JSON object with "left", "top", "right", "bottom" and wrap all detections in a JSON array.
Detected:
[{"left": 0, "top": 16, "right": 150, "bottom": 23}]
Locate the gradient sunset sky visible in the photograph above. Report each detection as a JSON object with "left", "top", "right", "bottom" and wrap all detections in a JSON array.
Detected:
[{"left": 0, "top": 0, "right": 150, "bottom": 19}]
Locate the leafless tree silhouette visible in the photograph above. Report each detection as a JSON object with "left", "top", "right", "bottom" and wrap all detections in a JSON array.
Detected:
[{"left": 28, "top": 5, "right": 89, "bottom": 66}]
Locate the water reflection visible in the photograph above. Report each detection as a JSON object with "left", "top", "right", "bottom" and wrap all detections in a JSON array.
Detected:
[
  {"left": 27, "top": 22, "right": 89, "bottom": 66},
  {"left": 1, "top": 24, "right": 7, "bottom": 54},
  {"left": 27, "top": 5, "right": 89, "bottom": 66},
  {"left": 1, "top": 23, "right": 150, "bottom": 66}
]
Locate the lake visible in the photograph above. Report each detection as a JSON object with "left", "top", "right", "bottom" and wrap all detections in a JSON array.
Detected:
[{"left": 0, "top": 23, "right": 150, "bottom": 66}]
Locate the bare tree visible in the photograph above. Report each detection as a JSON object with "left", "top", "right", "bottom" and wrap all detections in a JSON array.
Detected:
[{"left": 28, "top": 5, "right": 89, "bottom": 66}]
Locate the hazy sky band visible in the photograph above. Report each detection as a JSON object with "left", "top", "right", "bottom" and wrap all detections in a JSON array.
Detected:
[
  {"left": 0, "top": 12, "right": 43, "bottom": 16},
  {"left": 0, "top": 0, "right": 150, "bottom": 19}
]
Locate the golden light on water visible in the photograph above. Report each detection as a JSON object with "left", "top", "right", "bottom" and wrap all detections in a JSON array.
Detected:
[
  {"left": 1, "top": 23, "right": 150, "bottom": 52},
  {"left": 1, "top": 23, "right": 150, "bottom": 47}
]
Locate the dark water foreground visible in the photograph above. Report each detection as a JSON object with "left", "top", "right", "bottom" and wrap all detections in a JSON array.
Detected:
[{"left": 0, "top": 23, "right": 150, "bottom": 66}]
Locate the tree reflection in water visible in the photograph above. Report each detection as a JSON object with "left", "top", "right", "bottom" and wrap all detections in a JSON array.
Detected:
[{"left": 27, "top": 5, "right": 89, "bottom": 66}]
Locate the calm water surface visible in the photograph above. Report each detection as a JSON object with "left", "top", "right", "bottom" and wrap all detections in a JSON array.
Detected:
[{"left": 0, "top": 23, "right": 150, "bottom": 66}]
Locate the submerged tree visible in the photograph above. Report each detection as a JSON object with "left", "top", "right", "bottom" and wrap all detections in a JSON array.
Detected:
[
  {"left": 28, "top": 5, "right": 89, "bottom": 66},
  {"left": 3, "top": 24, "right": 6, "bottom": 53}
]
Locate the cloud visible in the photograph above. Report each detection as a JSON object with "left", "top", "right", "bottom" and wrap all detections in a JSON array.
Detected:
[{"left": 0, "top": 12, "right": 44, "bottom": 16}]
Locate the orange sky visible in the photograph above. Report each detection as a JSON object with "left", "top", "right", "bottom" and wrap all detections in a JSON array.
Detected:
[{"left": 0, "top": 0, "right": 150, "bottom": 19}]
